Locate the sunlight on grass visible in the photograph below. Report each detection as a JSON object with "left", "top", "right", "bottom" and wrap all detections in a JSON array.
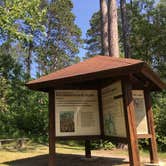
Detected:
[
  {"left": 56, "top": 143, "right": 84, "bottom": 155},
  {"left": 0, "top": 141, "right": 165, "bottom": 166},
  {"left": 0, "top": 142, "right": 48, "bottom": 164},
  {"left": 0, "top": 141, "right": 85, "bottom": 164}
]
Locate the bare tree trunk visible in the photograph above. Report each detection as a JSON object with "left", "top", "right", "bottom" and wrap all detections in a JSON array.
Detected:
[
  {"left": 25, "top": 41, "right": 33, "bottom": 79},
  {"left": 100, "top": 0, "right": 109, "bottom": 55},
  {"left": 108, "top": 0, "right": 119, "bottom": 57},
  {"left": 120, "top": 0, "right": 131, "bottom": 58}
]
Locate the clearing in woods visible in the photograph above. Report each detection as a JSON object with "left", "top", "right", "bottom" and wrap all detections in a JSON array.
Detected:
[{"left": 0, "top": 141, "right": 166, "bottom": 166}]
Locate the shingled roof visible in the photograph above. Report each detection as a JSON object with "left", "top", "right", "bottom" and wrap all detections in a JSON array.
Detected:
[{"left": 26, "top": 55, "right": 165, "bottom": 91}]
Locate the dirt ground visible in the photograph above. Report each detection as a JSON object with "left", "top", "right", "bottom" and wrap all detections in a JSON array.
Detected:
[
  {"left": 2, "top": 153, "right": 129, "bottom": 166},
  {"left": 2, "top": 152, "right": 166, "bottom": 166},
  {"left": 1, "top": 143, "right": 166, "bottom": 166}
]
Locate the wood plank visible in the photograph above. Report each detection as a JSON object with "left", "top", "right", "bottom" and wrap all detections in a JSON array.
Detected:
[
  {"left": 122, "top": 78, "right": 140, "bottom": 166},
  {"left": 137, "top": 134, "right": 152, "bottom": 139},
  {"left": 141, "top": 65, "right": 166, "bottom": 90},
  {"left": 56, "top": 135, "right": 101, "bottom": 140},
  {"left": 85, "top": 140, "right": 91, "bottom": 158},
  {"left": 48, "top": 89, "right": 56, "bottom": 166},
  {"left": 144, "top": 90, "right": 159, "bottom": 164},
  {"left": 56, "top": 135, "right": 128, "bottom": 144}
]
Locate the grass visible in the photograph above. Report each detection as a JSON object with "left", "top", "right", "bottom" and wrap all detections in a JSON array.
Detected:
[
  {"left": 0, "top": 141, "right": 165, "bottom": 166},
  {"left": 139, "top": 149, "right": 166, "bottom": 160},
  {"left": 0, "top": 141, "right": 48, "bottom": 164},
  {"left": 0, "top": 141, "right": 85, "bottom": 165}
]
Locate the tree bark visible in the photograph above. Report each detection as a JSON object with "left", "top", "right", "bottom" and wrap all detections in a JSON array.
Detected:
[
  {"left": 108, "top": 0, "right": 119, "bottom": 57},
  {"left": 120, "top": 0, "right": 131, "bottom": 58},
  {"left": 26, "top": 41, "right": 33, "bottom": 79},
  {"left": 100, "top": 0, "right": 109, "bottom": 55}
]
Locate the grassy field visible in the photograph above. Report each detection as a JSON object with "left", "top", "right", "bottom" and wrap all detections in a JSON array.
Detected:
[{"left": 0, "top": 141, "right": 165, "bottom": 166}]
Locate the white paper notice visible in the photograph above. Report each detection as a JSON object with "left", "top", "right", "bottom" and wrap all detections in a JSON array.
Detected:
[
  {"left": 132, "top": 90, "right": 148, "bottom": 134},
  {"left": 55, "top": 90, "right": 100, "bottom": 136},
  {"left": 102, "top": 81, "right": 126, "bottom": 137}
]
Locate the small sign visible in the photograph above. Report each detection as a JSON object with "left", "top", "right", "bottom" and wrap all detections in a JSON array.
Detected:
[
  {"left": 55, "top": 90, "right": 100, "bottom": 136},
  {"left": 132, "top": 90, "right": 148, "bottom": 134}
]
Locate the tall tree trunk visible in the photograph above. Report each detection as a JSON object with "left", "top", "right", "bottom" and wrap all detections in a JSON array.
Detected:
[
  {"left": 120, "top": 0, "right": 131, "bottom": 58},
  {"left": 26, "top": 41, "right": 33, "bottom": 79},
  {"left": 100, "top": 0, "right": 109, "bottom": 55},
  {"left": 108, "top": 0, "right": 119, "bottom": 57}
]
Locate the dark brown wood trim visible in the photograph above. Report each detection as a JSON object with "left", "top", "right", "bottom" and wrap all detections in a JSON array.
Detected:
[
  {"left": 56, "top": 135, "right": 101, "bottom": 140},
  {"left": 137, "top": 134, "right": 152, "bottom": 139},
  {"left": 122, "top": 78, "right": 140, "bottom": 166},
  {"left": 56, "top": 135, "right": 128, "bottom": 144},
  {"left": 48, "top": 89, "right": 56, "bottom": 166},
  {"left": 141, "top": 64, "right": 166, "bottom": 90},
  {"left": 144, "top": 90, "right": 159, "bottom": 164},
  {"left": 85, "top": 140, "right": 91, "bottom": 158}
]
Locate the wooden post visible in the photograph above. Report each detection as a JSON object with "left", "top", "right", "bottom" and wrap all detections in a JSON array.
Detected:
[
  {"left": 85, "top": 140, "right": 91, "bottom": 158},
  {"left": 122, "top": 79, "right": 140, "bottom": 166},
  {"left": 48, "top": 89, "right": 56, "bottom": 166},
  {"left": 144, "top": 90, "right": 159, "bottom": 164}
]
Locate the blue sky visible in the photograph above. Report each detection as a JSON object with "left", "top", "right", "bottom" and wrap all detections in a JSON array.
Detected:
[{"left": 72, "top": 0, "right": 100, "bottom": 57}]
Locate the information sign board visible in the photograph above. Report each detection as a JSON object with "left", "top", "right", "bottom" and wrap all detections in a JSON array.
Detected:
[
  {"left": 132, "top": 90, "right": 148, "bottom": 134},
  {"left": 102, "top": 81, "right": 126, "bottom": 137},
  {"left": 55, "top": 90, "right": 100, "bottom": 136}
]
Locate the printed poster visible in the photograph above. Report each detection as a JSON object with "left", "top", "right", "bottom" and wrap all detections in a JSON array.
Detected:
[
  {"left": 102, "top": 81, "right": 126, "bottom": 137},
  {"left": 60, "top": 111, "right": 75, "bottom": 132},
  {"left": 55, "top": 90, "right": 100, "bottom": 136},
  {"left": 132, "top": 90, "right": 148, "bottom": 134}
]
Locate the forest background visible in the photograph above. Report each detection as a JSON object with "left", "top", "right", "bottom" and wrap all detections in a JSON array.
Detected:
[{"left": 0, "top": 0, "right": 165, "bottom": 151}]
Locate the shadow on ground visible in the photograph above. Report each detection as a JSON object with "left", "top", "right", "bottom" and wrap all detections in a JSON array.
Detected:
[{"left": 4, "top": 153, "right": 129, "bottom": 166}]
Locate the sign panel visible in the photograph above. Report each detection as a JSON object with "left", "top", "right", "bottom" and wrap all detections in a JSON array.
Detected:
[
  {"left": 102, "top": 81, "right": 126, "bottom": 137},
  {"left": 132, "top": 90, "right": 148, "bottom": 134},
  {"left": 55, "top": 90, "right": 100, "bottom": 136}
]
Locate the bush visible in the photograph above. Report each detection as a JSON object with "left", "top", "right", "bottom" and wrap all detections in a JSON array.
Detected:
[{"left": 91, "top": 140, "right": 115, "bottom": 150}]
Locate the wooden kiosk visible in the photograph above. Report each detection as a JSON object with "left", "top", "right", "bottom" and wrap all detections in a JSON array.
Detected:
[{"left": 26, "top": 56, "right": 166, "bottom": 166}]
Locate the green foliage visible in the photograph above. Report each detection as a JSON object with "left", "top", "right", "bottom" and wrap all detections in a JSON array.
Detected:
[
  {"left": 153, "top": 90, "right": 166, "bottom": 151},
  {"left": 0, "top": 44, "right": 48, "bottom": 138},
  {"left": 0, "top": 0, "right": 46, "bottom": 42},
  {"left": 0, "top": 0, "right": 82, "bottom": 141},
  {"left": 0, "top": 77, "right": 9, "bottom": 112},
  {"left": 101, "top": 141, "right": 115, "bottom": 150},
  {"left": 91, "top": 140, "right": 115, "bottom": 150},
  {"left": 36, "top": 0, "right": 82, "bottom": 74},
  {"left": 85, "top": 12, "right": 101, "bottom": 57}
]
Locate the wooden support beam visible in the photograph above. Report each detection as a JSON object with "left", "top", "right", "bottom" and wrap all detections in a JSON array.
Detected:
[
  {"left": 144, "top": 90, "right": 159, "bottom": 164},
  {"left": 122, "top": 79, "right": 140, "bottom": 166},
  {"left": 48, "top": 89, "right": 56, "bottom": 166},
  {"left": 137, "top": 134, "right": 152, "bottom": 139},
  {"left": 85, "top": 140, "right": 91, "bottom": 158}
]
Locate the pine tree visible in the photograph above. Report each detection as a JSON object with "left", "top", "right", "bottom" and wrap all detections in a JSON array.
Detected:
[
  {"left": 85, "top": 12, "right": 101, "bottom": 57},
  {"left": 100, "top": 0, "right": 109, "bottom": 55},
  {"left": 120, "top": 0, "right": 131, "bottom": 58},
  {"left": 36, "top": 0, "right": 82, "bottom": 75},
  {"left": 108, "top": 0, "right": 119, "bottom": 57}
]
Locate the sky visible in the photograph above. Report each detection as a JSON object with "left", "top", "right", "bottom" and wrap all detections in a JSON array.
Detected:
[{"left": 72, "top": 0, "right": 100, "bottom": 57}]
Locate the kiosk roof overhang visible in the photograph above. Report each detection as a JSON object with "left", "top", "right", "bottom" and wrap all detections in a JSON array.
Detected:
[{"left": 26, "top": 55, "right": 166, "bottom": 92}]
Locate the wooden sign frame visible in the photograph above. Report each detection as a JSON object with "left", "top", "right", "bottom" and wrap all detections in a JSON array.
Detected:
[
  {"left": 26, "top": 56, "right": 165, "bottom": 166},
  {"left": 48, "top": 77, "right": 159, "bottom": 166}
]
